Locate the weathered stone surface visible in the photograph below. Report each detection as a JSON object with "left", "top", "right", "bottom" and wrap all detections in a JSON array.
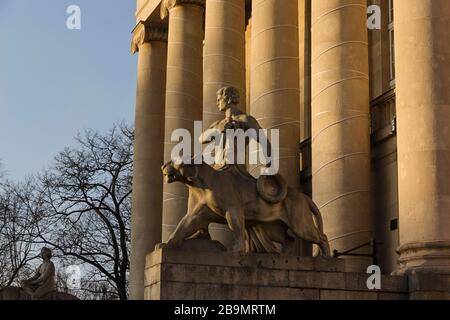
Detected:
[
  {"left": 345, "top": 291, "right": 378, "bottom": 300},
  {"left": 195, "top": 284, "right": 257, "bottom": 300},
  {"left": 159, "top": 263, "right": 288, "bottom": 287},
  {"left": 288, "top": 271, "right": 315, "bottom": 288},
  {"left": 172, "top": 239, "right": 227, "bottom": 252},
  {"left": 409, "top": 274, "right": 450, "bottom": 292},
  {"left": 345, "top": 273, "right": 373, "bottom": 292},
  {"left": 258, "top": 287, "right": 319, "bottom": 300},
  {"left": 381, "top": 275, "right": 409, "bottom": 293},
  {"left": 144, "top": 248, "right": 436, "bottom": 300},
  {"left": 160, "top": 281, "right": 195, "bottom": 300},
  {"left": 410, "top": 291, "right": 450, "bottom": 300},
  {"left": 144, "top": 284, "right": 160, "bottom": 300},
  {"left": 378, "top": 292, "right": 409, "bottom": 300},
  {"left": 256, "top": 269, "right": 289, "bottom": 287},
  {"left": 313, "top": 258, "right": 345, "bottom": 272},
  {"left": 239, "top": 254, "right": 315, "bottom": 271},
  {"left": 144, "top": 265, "right": 161, "bottom": 286},
  {"left": 146, "top": 249, "right": 163, "bottom": 268},
  {"left": 147, "top": 248, "right": 344, "bottom": 272},
  {"left": 319, "top": 290, "right": 348, "bottom": 300},
  {"left": 289, "top": 271, "right": 346, "bottom": 290},
  {"left": 161, "top": 264, "right": 245, "bottom": 285}
]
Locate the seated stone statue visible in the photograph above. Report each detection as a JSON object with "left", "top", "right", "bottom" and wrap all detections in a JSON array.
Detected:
[
  {"left": 199, "top": 86, "right": 273, "bottom": 171},
  {"left": 161, "top": 85, "right": 330, "bottom": 256},
  {"left": 21, "top": 247, "right": 56, "bottom": 300}
]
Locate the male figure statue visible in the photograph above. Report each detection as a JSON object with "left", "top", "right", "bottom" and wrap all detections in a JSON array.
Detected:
[
  {"left": 21, "top": 247, "right": 56, "bottom": 300},
  {"left": 199, "top": 86, "right": 273, "bottom": 172},
  {"left": 196, "top": 86, "right": 284, "bottom": 251}
]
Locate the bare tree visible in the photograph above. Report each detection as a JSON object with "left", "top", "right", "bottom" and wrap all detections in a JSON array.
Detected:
[
  {"left": 0, "top": 179, "right": 42, "bottom": 287},
  {"left": 30, "top": 123, "right": 133, "bottom": 300},
  {"left": 0, "top": 160, "right": 3, "bottom": 180}
]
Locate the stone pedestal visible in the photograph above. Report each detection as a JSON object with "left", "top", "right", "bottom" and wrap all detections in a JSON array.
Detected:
[{"left": 144, "top": 247, "right": 413, "bottom": 300}]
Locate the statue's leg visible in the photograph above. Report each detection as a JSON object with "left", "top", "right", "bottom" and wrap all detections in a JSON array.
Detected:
[
  {"left": 21, "top": 283, "right": 37, "bottom": 298},
  {"left": 166, "top": 207, "right": 209, "bottom": 248},
  {"left": 31, "top": 285, "right": 48, "bottom": 300},
  {"left": 225, "top": 208, "right": 246, "bottom": 253},
  {"left": 189, "top": 228, "right": 211, "bottom": 240},
  {"left": 293, "top": 227, "right": 331, "bottom": 257},
  {"left": 318, "top": 235, "right": 331, "bottom": 257}
]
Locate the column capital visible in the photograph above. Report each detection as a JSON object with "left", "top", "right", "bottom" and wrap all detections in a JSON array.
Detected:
[
  {"left": 131, "top": 22, "right": 168, "bottom": 54},
  {"left": 160, "top": 0, "right": 205, "bottom": 19}
]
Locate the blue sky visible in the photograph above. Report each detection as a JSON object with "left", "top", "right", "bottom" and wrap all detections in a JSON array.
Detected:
[{"left": 0, "top": 0, "right": 137, "bottom": 180}]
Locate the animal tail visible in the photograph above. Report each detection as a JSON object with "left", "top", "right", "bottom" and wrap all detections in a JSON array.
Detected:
[
  {"left": 306, "top": 196, "right": 330, "bottom": 257},
  {"left": 306, "top": 195, "right": 323, "bottom": 233}
]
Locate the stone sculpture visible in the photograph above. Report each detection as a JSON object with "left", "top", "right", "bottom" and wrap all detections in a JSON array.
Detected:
[
  {"left": 161, "top": 86, "right": 330, "bottom": 256},
  {"left": 0, "top": 286, "right": 78, "bottom": 300},
  {"left": 199, "top": 86, "right": 272, "bottom": 170},
  {"left": 161, "top": 160, "right": 330, "bottom": 256},
  {"left": 21, "top": 247, "right": 56, "bottom": 299},
  {"left": 0, "top": 247, "right": 78, "bottom": 300}
]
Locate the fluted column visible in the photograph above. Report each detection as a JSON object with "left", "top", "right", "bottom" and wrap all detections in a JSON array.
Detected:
[
  {"left": 204, "top": 0, "right": 246, "bottom": 124},
  {"left": 130, "top": 22, "right": 168, "bottom": 300},
  {"left": 394, "top": 0, "right": 450, "bottom": 275},
  {"left": 160, "top": 0, "right": 205, "bottom": 241},
  {"left": 311, "top": 0, "right": 372, "bottom": 270},
  {"left": 250, "top": 0, "right": 300, "bottom": 188},
  {"left": 203, "top": 0, "right": 246, "bottom": 248}
]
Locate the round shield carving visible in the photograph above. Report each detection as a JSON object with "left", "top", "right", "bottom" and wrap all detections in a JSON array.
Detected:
[{"left": 256, "top": 174, "right": 288, "bottom": 203}]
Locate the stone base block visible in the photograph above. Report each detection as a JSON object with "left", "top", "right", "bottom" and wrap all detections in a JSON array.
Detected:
[{"left": 144, "top": 247, "right": 450, "bottom": 300}]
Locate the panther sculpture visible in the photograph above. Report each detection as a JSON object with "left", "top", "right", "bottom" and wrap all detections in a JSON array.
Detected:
[{"left": 161, "top": 161, "right": 330, "bottom": 256}]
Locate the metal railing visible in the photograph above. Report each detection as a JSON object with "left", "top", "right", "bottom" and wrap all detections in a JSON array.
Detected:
[{"left": 332, "top": 239, "right": 382, "bottom": 266}]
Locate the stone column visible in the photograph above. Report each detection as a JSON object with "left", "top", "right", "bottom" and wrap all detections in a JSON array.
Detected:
[
  {"left": 204, "top": 0, "right": 246, "bottom": 124},
  {"left": 311, "top": 1, "right": 372, "bottom": 269},
  {"left": 250, "top": 0, "right": 301, "bottom": 188},
  {"left": 394, "top": 0, "right": 450, "bottom": 275},
  {"left": 160, "top": 0, "right": 205, "bottom": 241},
  {"left": 129, "top": 22, "right": 168, "bottom": 300},
  {"left": 203, "top": 0, "right": 246, "bottom": 248}
]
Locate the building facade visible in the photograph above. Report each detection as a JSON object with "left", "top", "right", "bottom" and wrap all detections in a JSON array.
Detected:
[{"left": 129, "top": 0, "right": 450, "bottom": 300}]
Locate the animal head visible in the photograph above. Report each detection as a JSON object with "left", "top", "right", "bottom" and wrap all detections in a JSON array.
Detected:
[{"left": 161, "top": 160, "right": 199, "bottom": 184}]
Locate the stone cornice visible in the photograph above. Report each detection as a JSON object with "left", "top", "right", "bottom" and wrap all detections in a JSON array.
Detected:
[
  {"left": 131, "top": 22, "right": 168, "bottom": 54},
  {"left": 160, "top": 0, "right": 205, "bottom": 19}
]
